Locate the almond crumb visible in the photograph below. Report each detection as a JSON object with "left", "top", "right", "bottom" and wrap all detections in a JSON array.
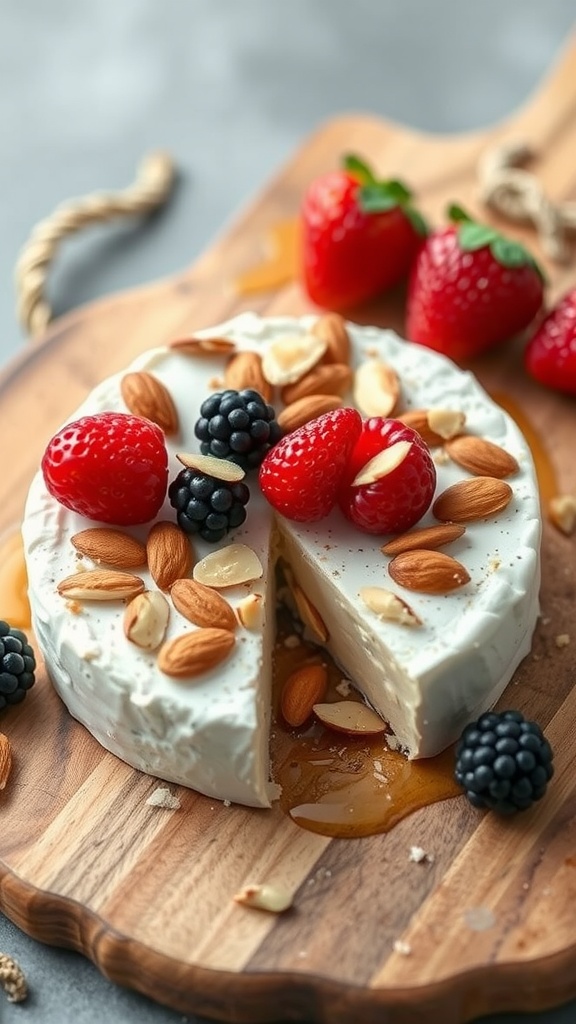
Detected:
[
  {"left": 146, "top": 787, "right": 181, "bottom": 809},
  {"left": 233, "top": 883, "right": 292, "bottom": 913},
  {"left": 555, "top": 634, "right": 570, "bottom": 648},
  {"left": 549, "top": 494, "right": 576, "bottom": 535}
]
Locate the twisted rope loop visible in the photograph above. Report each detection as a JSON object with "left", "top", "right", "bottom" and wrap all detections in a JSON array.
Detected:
[
  {"left": 0, "top": 952, "right": 27, "bottom": 1003},
  {"left": 479, "top": 141, "right": 576, "bottom": 263},
  {"left": 15, "top": 151, "right": 176, "bottom": 340}
]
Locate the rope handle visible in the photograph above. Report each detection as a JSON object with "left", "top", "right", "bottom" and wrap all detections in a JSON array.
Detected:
[
  {"left": 15, "top": 151, "right": 176, "bottom": 340},
  {"left": 479, "top": 141, "right": 576, "bottom": 262}
]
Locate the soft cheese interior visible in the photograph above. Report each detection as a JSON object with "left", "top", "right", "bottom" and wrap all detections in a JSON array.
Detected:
[{"left": 22, "top": 314, "right": 541, "bottom": 806}]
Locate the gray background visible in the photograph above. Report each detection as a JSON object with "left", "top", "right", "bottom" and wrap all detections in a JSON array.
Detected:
[{"left": 1, "top": 1, "right": 576, "bottom": 1022}]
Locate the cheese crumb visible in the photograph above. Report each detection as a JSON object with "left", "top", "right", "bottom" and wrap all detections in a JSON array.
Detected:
[
  {"left": 146, "top": 787, "right": 181, "bottom": 809},
  {"left": 555, "top": 634, "right": 570, "bottom": 648},
  {"left": 393, "top": 939, "right": 412, "bottom": 956},
  {"left": 409, "top": 845, "right": 434, "bottom": 864},
  {"left": 336, "top": 679, "right": 352, "bottom": 697}
]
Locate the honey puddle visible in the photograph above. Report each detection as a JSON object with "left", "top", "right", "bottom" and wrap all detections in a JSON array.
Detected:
[
  {"left": 235, "top": 218, "right": 299, "bottom": 296},
  {"left": 0, "top": 529, "right": 31, "bottom": 630}
]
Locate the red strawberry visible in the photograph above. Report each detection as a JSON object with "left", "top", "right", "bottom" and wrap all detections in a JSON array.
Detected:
[
  {"left": 42, "top": 412, "right": 169, "bottom": 525},
  {"left": 406, "top": 206, "right": 544, "bottom": 361},
  {"left": 259, "top": 407, "right": 362, "bottom": 522},
  {"left": 301, "top": 154, "right": 427, "bottom": 310},
  {"left": 524, "top": 288, "right": 576, "bottom": 395},
  {"left": 339, "top": 418, "right": 436, "bottom": 534}
]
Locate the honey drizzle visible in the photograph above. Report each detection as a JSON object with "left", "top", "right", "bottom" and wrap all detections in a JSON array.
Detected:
[
  {"left": 0, "top": 530, "right": 31, "bottom": 630},
  {"left": 491, "top": 391, "right": 558, "bottom": 507},
  {"left": 235, "top": 218, "right": 299, "bottom": 295}
]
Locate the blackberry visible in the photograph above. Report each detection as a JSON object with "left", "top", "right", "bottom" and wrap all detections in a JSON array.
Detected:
[
  {"left": 168, "top": 468, "right": 250, "bottom": 543},
  {"left": 0, "top": 621, "right": 36, "bottom": 711},
  {"left": 194, "top": 389, "right": 282, "bottom": 471},
  {"left": 455, "top": 710, "right": 554, "bottom": 815}
]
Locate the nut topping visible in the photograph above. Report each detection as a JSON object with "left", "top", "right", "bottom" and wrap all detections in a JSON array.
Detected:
[
  {"left": 193, "top": 543, "right": 263, "bottom": 588},
  {"left": 224, "top": 350, "right": 272, "bottom": 402},
  {"left": 169, "top": 335, "right": 237, "bottom": 356},
  {"left": 281, "top": 362, "right": 352, "bottom": 405},
  {"left": 261, "top": 332, "right": 327, "bottom": 386},
  {"left": 71, "top": 528, "right": 147, "bottom": 569},
  {"left": 312, "top": 313, "right": 351, "bottom": 364},
  {"left": 171, "top": 578, "right": 237, "bottom": 631},
  {"left": 157, "top": 628, "right": 235, "bottom": 677},
  {"left": 123, "top": 590, "right": 170, "bottom": 651},
  {"left": 233, "top": 883, "right": 292, "bottom": 913},
  {"left": 388, "top": 549, "right": 470, "bottom": 593},
  {"left": 277, "top": 394, "right": 343, "bottom": 434},
  {"left": 445, "top": 435, "right": 519, "bottom": 478},
  {"left": 433, "top": 477, "right": 513, "bottom": 523},
  {"left": 146, "top": 521, "right": 193, "bottom": 591},
  {"left": 353, "top": 359, "right": 400, "bottom": 418},
  {"left": 381, "top": 523, "right": 466, "bottom": 557},
  {"left": 359, "top": 587, "right": 422, "bottom": 626},
  {"left": 176, "top": 452, "right": 245, "bottom": 483},
  {"left": 120, "top": 371, "right": 179, "bottom": 435},
  {"left": 313, "top": 701, "right": 387, "bottom": 735},
  {"left": 0, "top": 733, "right": 12, "bottom": 790},
  {"left": 281, "top": 663, "right": 328, "bottom": 727},
  {"left": 57, "top": 570, "right": 145, "bottom": 602}
]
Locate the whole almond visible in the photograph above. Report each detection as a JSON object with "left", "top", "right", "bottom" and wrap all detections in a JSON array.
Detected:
[
  {"left": 281, "top": 363, "right": 352, "bottom": 405},
  {"left": 171, "top": 578, "right": 237, "bottom": 631},
  {"left": 433, "top": 477, "right": 513, "bottom": 523},
  {"left": 120, "top": 371, "right": 179, "bottom": 435},
  {"left": 158, "top": 628, "right": 235, "bottom": 678},
  {"left": 123, "top": 590, "right": 170, "bottom": 651},
  {"left": 147, "top": 521, "right": 193, "bottom": 591},
  {"left": 313, "top": 701, "right": 387, "bottom": 735},
  {"left": 353, "top": 359, "right": 400, "bottom": 418},
  {"left": 281, "top": 663, "right": 328, "bottom": 727},
  {"left": 169, "top": 336, "right": 237, "bottom": 356},
  {"left": 445, "top": 435, "right": 519, "bottom": 478},
  {"left": 381, "top": 523, "right": 466, "bottom": 557},
  {"left": 388, "top": 549, "right": 470, "bottom": 593},
  {"left": 277, "top": 394, "right": 343, "bottom": 434},
  {"left": 71, "top": 528, "right": 147, "bottom": 569},
  {"left": 312, "top": 313, "right": 351, "bottom": 365},
  {"left": 0, "top": 733, "right": 12, "bottom": 790},
  {"left": 224, "top": 351, "right": 272, "bottom": 401},
  {"left": 57, "top": 570, "right": 145, "bottom": 601}
]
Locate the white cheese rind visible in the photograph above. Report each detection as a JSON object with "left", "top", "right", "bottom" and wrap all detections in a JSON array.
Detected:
[{"left": 23, "top": 314, "right": 541, "bottom": 803}]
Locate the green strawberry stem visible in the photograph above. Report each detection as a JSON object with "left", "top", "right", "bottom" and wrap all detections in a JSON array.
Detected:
[
  {"left": 342, "top": 153, "right": 428, "bottom": 235},
  {"left": 447, "top": 202, "right": 544, "bottom": 278}
]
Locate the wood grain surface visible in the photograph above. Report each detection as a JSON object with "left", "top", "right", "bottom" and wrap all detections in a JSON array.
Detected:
[{"left": 1, "top": 32, "right": 576, "bottom": 1024}]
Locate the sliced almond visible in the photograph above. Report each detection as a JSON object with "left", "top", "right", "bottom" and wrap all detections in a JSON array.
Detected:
[
  {"left": 277, "top": 394, "right": 343, "bottom": 434},
  {"left": 57, "top": 570, "right": 145, "bottom": 601},
  {"left": 147, "top": 521, "right": 193, "bottom": 591},
  {"left": 353, "top": 359, "right": 400, "bottom": 418},
  {"left": 193, "top": 543, "right": 263, "bottom": 588},
  {"left": 359, "top": 587, "right": 422, "bottom": 626},
  {"left": 398, "top": 409, "right": 464, "bottom": 447},
  {"left": 549, "top": 494, "right": 576, "bottom": 536},
  {"left": 236, "top": 593, "right": 264, "bottom": 630},
  {"left": 71, "top": 528, "right": 147, "bottom": 569},
  {"left": 433, "top": 477, "right": 513, "bottom": 523},
  {"left": 224, "top": 350, "right": 272, "bottom": 402},
  {"left": 0, "top": 733, "right": 12, "bottom": 790},
  {"left": 261, "top": 332, "right": 327, "bottom": 386},
  {"left": 123, "top": 590, "right": 170, "bottom": 651},
  {"left": 233, "top": 883, "right": 292, "bottom": 913},
  {"left": 313, "top": 701, "right": 387, "bottom": 735},
  {"left": 381, "top": 523, "right": 466, "bottom": 557},
  {"left": 281, "top": 362, "right": 352, "bottom": 405},
  {"left": 176, "top": 452, "right": 245, "bottom": 482},
  {"left": 292, "top": 583, "right": 329, "bottom": 643},
  {"left": 169, "top": 335, "right": 237, "bottom": 356},
  {"left": 281, "top": 663, "right": 328, "bottom": 727},
  {"left": 157, "top": 628, "right": 235, "bottom": 677},
  {"left": 171, "top": 578, "right": 237, "bottom": 631},
  {"left": 427, "top": 408, "right": 466, "bottom": 440},
  {"left": 388, "top": 549, "right": 470, "bottom": 593},
  {"left": 120, "top": 371, "right": 179, "bottom": 435},
  {"left": 445, "top": 435, "right": 519, "bottom": 478},
  {"left": 312, "top": 313, "right": 351, "bottom": 365},
  {"left": 351, "top": 441, "right": 411, "bottom": 486}
]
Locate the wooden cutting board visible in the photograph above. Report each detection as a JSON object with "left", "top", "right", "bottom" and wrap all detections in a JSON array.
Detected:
[{"left": 1, "top": 32, "right": 576, "bottom": 1024}]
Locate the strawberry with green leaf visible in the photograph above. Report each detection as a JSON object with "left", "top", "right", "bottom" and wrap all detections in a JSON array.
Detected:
[
  {"left": 406, "top": 205, "right": 545, "bottom": 361},
  {"left": 301, "top": 154, "right": 427, "bottom": 310}
]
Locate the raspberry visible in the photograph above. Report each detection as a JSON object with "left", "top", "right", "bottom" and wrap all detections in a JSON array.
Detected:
[
  {"left": 0, "top": 621, "right": 36, "bottom": 711},
  {"left": 194, "top": 389, "right": 282, "bottom": 471},
  {"left": 42, "top": 413, "right": 168, "bottom": 526},
  {"left": 455, "top": 710, "right": 554, "bottom": 815},
  {"left": 338, "top": 418, "right": 436, "bottom": 534},
  {"left": 259, "top": 407, "right": 362, "bottom": 522},
  {"left": 169, "top": 468, "right": 250, "bottom": 543}
]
